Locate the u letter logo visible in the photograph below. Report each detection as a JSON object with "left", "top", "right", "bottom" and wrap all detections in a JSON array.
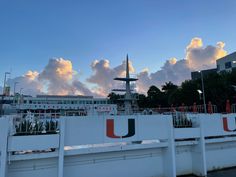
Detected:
[
  {"left": 223, "top": 117, "right": 236, "bottom": 132},
  {"left": 106, "top": 119, "right": 135, "bottom": 138}
]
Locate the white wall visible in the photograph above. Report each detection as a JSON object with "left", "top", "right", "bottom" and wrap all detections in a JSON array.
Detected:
[{"left": 2, "top": 113, "right": 236, "bottom": 177}]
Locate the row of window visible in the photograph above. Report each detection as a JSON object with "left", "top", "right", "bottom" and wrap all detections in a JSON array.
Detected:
[
  {"left": 217, "top": 61, "right": 235, "bottom": 71},
  {"left": 24, "top": 100, "right": 108, "bottom": 105},
  {"left": 19, "top": 104, "right": 115, "bottom": 110}
]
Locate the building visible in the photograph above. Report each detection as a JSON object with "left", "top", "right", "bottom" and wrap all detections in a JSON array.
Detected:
[
  {"left": 191, "top": 52, "right": 236, "bottom": 80},
  {"left": 217, "top": 52, "right": 236, "bottom": 72},
  {"left": 191, "top": 68, "right": 217, "bottom": 80},
  {"left": 1, "top": 94, "right": 117, "bottom": 116}
]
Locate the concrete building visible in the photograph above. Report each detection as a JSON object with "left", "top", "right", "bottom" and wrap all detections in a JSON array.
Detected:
[
  {"left": 216, "top": 52, "right": 236, "bottom": 72},
  {"left": 191, "top": 52, "right": 236, "bottom": 80},
  {"left": 191, "top": 68, "right": 217, "bottom": 80},
  {"left": 0, "top": 94, "right": 117, "bottom": 116}
]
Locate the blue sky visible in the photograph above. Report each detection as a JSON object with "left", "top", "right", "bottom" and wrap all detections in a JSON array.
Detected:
[{"left": 0, "top": 0, "right": 236, "bottom": 84}]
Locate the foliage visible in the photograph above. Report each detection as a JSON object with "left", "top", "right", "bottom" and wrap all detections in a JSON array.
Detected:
[{"left": 108, "top": 71, "right": 236, "bottom": 112}]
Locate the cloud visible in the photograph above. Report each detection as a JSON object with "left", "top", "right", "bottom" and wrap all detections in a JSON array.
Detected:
[
  {"left": 136, "top": 37, "right": 227, "bottom": 93},
  {"left": 7, "top": 70, "right": 43, "bottom": 96},
  {"left": 136, "top": 58, "right": 191, "bottom": 93},
  {"left": 38, "top": 58, "right": 75, "bottom": 95},
  {"left": 4, "top": 37, "right": 227, "bottom": 96},
  {"left": 7, "top": 58, "right": 93, "bottom": 96},
  {"left": 186, "top": 37, "right": 227, "bottom": 70},
  {"left": 87, "top": 59, "right": 135, "bottom": 96}
]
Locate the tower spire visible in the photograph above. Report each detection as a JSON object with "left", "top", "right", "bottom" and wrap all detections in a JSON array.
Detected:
[
  {"left": 126, "top": 54, "right": 129, "bottom": 79},
  {"left": 113, "top": 55, "right": 138, "bottom": 115}
]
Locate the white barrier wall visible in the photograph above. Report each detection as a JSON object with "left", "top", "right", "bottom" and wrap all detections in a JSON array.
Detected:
[
  {"left": 64, "top": 115, "right": 171, "bottom": 146},
  {"left": 0, "top": 117, "right": 10, "bottom": 177},
  {"left": 1, "top": 113, "right": 236, "bottom": 177}
]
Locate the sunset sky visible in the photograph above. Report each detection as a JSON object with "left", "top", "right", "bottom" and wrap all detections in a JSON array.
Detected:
[{"left": 0, "top": 0, "right": 236, "bottom": 96}]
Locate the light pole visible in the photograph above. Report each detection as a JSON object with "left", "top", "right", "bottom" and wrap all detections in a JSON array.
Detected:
[
  {"left": 19, "top": 88, "right": 24, "bottom": 112},
  {"left": 1, "top": 72, "right": 11, "bottom": 116},
  {"left": 13, "top": 82, "right": 19, "bottom": 95},
  {"left": 199, "top": 71, "right": 207, "bottom": 113},
  {"left": 20, "top": 88, "right": 23, "bottom": 95},
  {"left": 3, "top": 72, "right": 10, "bottom": 95}
]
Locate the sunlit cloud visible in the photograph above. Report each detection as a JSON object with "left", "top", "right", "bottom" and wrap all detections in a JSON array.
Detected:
[{"left": 5, "top": 37, "right": 227, "bottom": 96}]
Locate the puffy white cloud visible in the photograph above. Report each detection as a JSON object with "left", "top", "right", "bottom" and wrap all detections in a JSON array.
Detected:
[
  {"left": 7, "top": 70, "right": 43, "bottom": 96},
  {"left": 7, "top": 58, "right": 93, "bottom": 96},
  {"left": 38, "top": 58, "right": 75, "bottom": 95},
  {"left": 136, "top": 59, "right": 191, "bottom": 93},
  {"left": 136, "top": 37, "right": 227, "bottom": 93},
  {"left": 87, "top": 59, "right": 135, "bottom": 96},
  {"left": 4, "top": 37, "right": 228, "bottom": 96},
  {"left": 186, "top": 37, "right": 227, "bottom": 70}
]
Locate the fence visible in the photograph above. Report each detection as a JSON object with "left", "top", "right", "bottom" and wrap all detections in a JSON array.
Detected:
[{"left": 11, "top": 113, "right": 59, "bottom": 136}]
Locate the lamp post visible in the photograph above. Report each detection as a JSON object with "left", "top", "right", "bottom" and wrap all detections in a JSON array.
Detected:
[
  {"left": 13, "top": 82, "right": 19, "bottom": 95},
  {"left": 1, "top": 72, "right": 11, "bottom": 116},
  {"left": 20, "top": 88, "right": 23, "bottom": 95},
  {"left": 3, "top": 72, "right": 10, "bottom": 95},
  {"left": 19, "top": 88, "right": 24, "bottom": 112},
  {"left": 199, "top": 71, "right": 207, "bottom": 113}
]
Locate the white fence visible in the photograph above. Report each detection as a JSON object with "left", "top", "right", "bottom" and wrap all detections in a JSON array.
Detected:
[{"left": 1, "top": 114, "right": 236, "bottom": 177}]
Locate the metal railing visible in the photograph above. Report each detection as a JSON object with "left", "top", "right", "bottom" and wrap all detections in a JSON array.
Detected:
[
  {"left": 232, "top": 104, "right": 236, "bottom": 113},
  {"left": 12, "top": 113, "right": 59, "bottom": 136},
  {"left": 118, "top": 104, "right": 218, "bottom": 115},
  {"left": 172, "top": 112, "right": 193, "bottom": 128},
  {"left": 14, "top": 120, "right": 59, "bottom": 136}
]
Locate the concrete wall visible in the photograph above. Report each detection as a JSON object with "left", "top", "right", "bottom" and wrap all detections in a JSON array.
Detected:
[{"left": 1, "top": 113, "right": 236, "bottom": 177}]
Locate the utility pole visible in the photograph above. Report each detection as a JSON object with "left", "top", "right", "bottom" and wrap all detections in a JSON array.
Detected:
[
  {"left": 200, "top": 71, "right": 207, "bottom": 113},
  {"left": 1, "top": 72, "right": 11, "bottom": 116},
  {"left": 13, "top": 82, "right": 19, "bottom": 95}
]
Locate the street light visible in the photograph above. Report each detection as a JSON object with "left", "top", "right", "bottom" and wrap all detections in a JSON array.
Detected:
[
  {"left": 199, "top": 71, "right": 207, "bottom": 113},
  {"left": 3, "top": 72, "right": 10, "bottom": 95},
  {"left": 20, "top": 88, "right": 23, "bottom": 95},
  {"left": 197, "top": 89, "right": 203, "bottom": 100},
  {"left": 1, "top": 72, "right": 11, "bottom": 116},
  {"left": 13, "top": 82, "right": 19, "bottom": 95}
]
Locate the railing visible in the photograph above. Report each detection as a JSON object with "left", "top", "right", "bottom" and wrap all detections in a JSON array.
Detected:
[
  {"left": 135, "top": 104, "right": 218, "bottom": 114},
  {"left": 10, "top": 103, "right": 220, "bottom": 134},
  {"left": 12, "top": 113, "right": 59, "bottom": 136},
  {"left": 232, "top": 104, "right": 236, "bottom": 113},
  {"left": 172, "top": 112, "right": 193, "bottom": 128}
]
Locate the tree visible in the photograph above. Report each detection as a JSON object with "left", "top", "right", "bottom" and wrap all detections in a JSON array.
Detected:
[
  {"left": 107, "top": 92, "right": 121, "bottom": 104},
  {"left": 147, "top": 85, "right": 166, "bottom": 107},
  {"left": 161, "top": 82, "right": 178, "bottom": 105},
  {"left": 107, "top": 71, "right": 236, "bottom": 112},
  {"left": 162, "top": 82, "right": 178, "bottom": 94}
]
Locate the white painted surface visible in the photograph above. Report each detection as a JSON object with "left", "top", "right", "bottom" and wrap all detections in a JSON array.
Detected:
[
  {"left": 64, "top": 115, "right": 170, "bottom": 146},
  {"left": 1, "top": 113, "right": 236, "bottom": 177},
  {"left": 174, "top": 128, "right": 200, "bottom": 139},
  {"left": 8, "top": 135, "right": 59, "bottom": 151},
  {"left": 0, "top": 117, "right": 9, "bottom": 177}
]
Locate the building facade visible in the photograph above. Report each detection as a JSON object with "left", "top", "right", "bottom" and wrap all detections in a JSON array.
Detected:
[
  {"left": 1, "top": 94, "right": 117, "bottom": 116},
  {"left": 217, "top": 52, "right": 236, "bottom": 72}
]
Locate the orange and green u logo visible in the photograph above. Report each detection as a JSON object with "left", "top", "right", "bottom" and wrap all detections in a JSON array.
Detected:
[
  {"left": 106, "top": 119, "right": 135, "bottom": 138},
  {"left": 223, "top": 117, "right": 236, "bottom": 132}
]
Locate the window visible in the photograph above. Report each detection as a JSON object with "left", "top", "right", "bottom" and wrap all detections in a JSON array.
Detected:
[
  {"left": 225, "top": 62, "right": 232, "bottom": 69},
  {"left": 217, "top": 64, "right": 220, "bottom": 71}
]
